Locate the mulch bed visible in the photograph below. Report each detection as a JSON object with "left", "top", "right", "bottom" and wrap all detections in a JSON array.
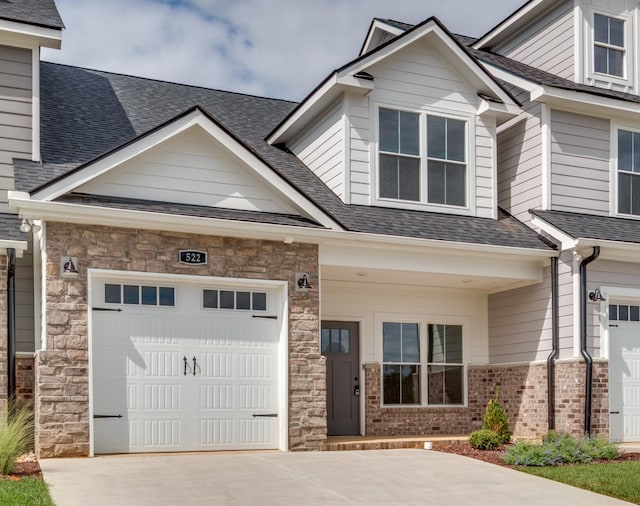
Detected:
[
  {"left": 433, "top": 440, "right": 640, "bottom": 467},
  {"left": 0, "top": 455, "right": 43, "bottom": 481}
]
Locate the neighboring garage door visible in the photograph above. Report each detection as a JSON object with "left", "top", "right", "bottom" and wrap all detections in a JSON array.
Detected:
[
  {"left": 91, "top": 276, "right": 281, "bottom": 454},
  {"left": 609, "top": 303, "right": 640, "bottom": 442}
]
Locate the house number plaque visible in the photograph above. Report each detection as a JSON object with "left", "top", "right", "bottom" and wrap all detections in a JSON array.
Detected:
[{"left": 179, "top": 250, "right": 207, "bottom": 265}]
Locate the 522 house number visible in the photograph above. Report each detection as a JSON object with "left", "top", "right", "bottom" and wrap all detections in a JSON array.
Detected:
[{"left": 179, "top": 250, "right": 208, "bottom": 265}]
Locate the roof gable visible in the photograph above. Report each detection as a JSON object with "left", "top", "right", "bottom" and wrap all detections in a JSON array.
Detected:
[
  {"left": 31, "top": 107, "right": 342, "bottom": 228},
  {"left": 268, "top": 17, "right": 520, "bottom": 144}
]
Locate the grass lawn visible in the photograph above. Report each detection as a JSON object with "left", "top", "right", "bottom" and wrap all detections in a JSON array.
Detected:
[
  {"left": 520, "top": 461, "right": 640, "bottom": 504},
  {"left": 0, "top": 478, "right": 55, "bottom": 506}
]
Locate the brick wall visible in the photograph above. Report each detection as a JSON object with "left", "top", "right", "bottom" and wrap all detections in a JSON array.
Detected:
[
  {"left": 15, "top": 354, "right": 34, "bottom": 408},
  {"left": 37, "top": 222, "right": 323, "bottom": 457},
  {"left": 364, "top": 360, "right": 608, "bottom": 439}
]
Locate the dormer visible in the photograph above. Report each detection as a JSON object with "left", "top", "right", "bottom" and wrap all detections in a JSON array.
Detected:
[{"left": 269, "top": 18, "right": 520, "bottom": 220}]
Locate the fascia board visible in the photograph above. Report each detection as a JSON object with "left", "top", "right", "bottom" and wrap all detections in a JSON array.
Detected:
[
  {"left": 9, "top": 194, "right": 555, "bottom": 260},
  {"left": 342, "top": 23, "right": 518, "bottom": 108},
  {"left": 482, "top": 62, "right": 539, "bottom": 92},
  {"left": 478, "top": 98, "right": 521, "bottom": 119},
  {"left": 30, "top": 110, "right": 341, "bottom": 230},
  {"left": 0, "top": 239, "right": 28, "bottom": 257},
  {"left": 530, "top": 215, "right": 577, "bottom": 250},
  {"left": 0, "top": 19, "right": 61, "bottom": 48},
  {"left": 530, "top": 85, "right": 640, "bottom": 119},
  {"left": 576, "top": 238, "right": 640, "bottom": 262}
]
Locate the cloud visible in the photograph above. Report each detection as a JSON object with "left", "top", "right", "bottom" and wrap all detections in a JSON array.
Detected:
[{"left": 42, "top": 0, "right": 525, "bottom": 101}]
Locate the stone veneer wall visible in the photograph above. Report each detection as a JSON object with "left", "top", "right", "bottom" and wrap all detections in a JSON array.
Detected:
[
  {"left": 37, "top": 222, "right": 323, "bottom": 457},
  {"left": 364, "top": 360, "right": 608, "bottom": 439}
]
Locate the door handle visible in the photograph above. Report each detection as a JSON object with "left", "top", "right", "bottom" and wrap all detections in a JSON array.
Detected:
[
  {"left": 193, "top": 356, "right": 197, "bottom": 376},
  {"left": 354, "top": 385, "right": 360, "bottom": 396},
  {"left": 183, "top": 356, "right": 188, "bottom": 376}
]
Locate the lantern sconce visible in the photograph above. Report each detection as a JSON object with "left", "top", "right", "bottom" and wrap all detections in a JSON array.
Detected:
[
  {"left": 60, "top": 256, "right": 79, "bottom": 277},
  {"left": 295, "top": 273, "right": 312, "bottom": 291},
  {"left": 588, "top": 288, "right": 605, "bottom": 302}
]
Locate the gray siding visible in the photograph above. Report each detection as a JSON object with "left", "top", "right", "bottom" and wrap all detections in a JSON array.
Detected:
[
  {"left": 496, "top": 0, "right": 574, "bottom": 80},
  {"left": 550, "top": 110, "right": 610, "bottom": 215},
  {"left": 15, "top": 241, "right": 34, "bottom": 353},
  {"left": 290, "top": 99, "right": 345, "bottom": 200},
  {"left": 0, "top": 45, "right": 31, "bottom": 213},
  {"left": 497, "top": 86, "right": 542, "bottom": 224},
  {"left": 488, "top": 251, "right": 574, "bottom": 363},
  {"left": 589, "top": 260, "right": 640, "bottom": 358}
]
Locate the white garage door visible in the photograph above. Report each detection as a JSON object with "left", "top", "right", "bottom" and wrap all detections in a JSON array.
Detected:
[
  {"left": 609, "top": 303, "right": 640, "bottom": 442},
  {"left": 91, "top": 277, "right": 281, "bottom": 454}
]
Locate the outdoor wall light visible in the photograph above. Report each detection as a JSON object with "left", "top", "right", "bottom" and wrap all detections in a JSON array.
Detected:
[
  {"left": 60, "top": 256, "right": 79, "bottom": 277},
  {"left": 20, "top": 218, "right": 41, "bottom": 233},
  {"left": 588, "top": 288, "right": 605, "bottom": 302},
  {"left": 295, "top": 273, "right": 312, "bottom": 291}
]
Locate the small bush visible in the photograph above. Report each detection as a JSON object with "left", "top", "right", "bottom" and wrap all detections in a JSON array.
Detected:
[
  {"left": 482, "top": 388, "right": 510, "bottom": 444},
  {"left": 503, "top": 431, "right": 619, "bottom": 467},
  {"left": 0, "top": 403, "right": 34, "bottom": 475},
  {"left": 469, "top": 429, "right": 501, "bottom": 450}
]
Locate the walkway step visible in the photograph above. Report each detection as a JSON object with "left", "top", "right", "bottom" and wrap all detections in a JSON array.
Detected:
[{"left": 322, "top": 436, "right": 468, "bottom": 451}]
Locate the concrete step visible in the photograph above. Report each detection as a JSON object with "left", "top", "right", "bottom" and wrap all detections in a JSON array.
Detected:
[{"left": 322, "top": 435, "right": 468, "bottom": 451}]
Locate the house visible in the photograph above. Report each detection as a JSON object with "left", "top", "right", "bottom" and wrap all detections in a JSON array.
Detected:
[{"left": 0, "top": 0, "right": 638, "bottom": 458}]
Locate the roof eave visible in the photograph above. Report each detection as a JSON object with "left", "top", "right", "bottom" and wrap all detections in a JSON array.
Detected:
[{"left": 0, "top": 18, "right": 62, "bottom": 49}]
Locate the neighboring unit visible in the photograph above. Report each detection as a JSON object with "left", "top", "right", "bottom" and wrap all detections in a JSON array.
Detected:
[{"left": 0, "top": 0, "right": 638, "bottom": 458}]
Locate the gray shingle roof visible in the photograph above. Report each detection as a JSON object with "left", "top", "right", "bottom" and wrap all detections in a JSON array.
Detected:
[
  {"left": 57, "top": 194, "right": 324, "bottom": 229},
  {"left": 0, "top": 0, "right": 64, "bottom": 29},
  {"left": 532, "top": 210, "right": 640, "bottom": 244},
  {"left": 24, "top": 61, "right": 553, "bottom": 250}
]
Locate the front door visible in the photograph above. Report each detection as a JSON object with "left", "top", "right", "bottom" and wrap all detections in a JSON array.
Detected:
[{"left": 321, "top": 321, "right": 360, "bottom": 436}]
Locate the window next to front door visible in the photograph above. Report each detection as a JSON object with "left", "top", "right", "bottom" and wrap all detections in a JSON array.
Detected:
[
  {"left": 378, "top": 107, "right": 467, "bottom": 208},
  {"left": 382, "top": 321, "right": 465, "bottom": 406}
]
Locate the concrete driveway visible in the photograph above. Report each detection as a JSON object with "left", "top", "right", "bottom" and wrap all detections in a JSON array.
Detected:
[{"left": 40, "top": 449, "right": 632, "bottom": 506}]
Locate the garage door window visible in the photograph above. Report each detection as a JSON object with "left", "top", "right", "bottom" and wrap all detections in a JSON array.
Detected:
[
  {"left": 609, "top": 304, "right": 640, "bottom": 321},
  {"left": 105, "top": 283, "right": 175, "bottom": 307},
  {"left": 203, "top": 289, "right": 267, "bottom": 311}
]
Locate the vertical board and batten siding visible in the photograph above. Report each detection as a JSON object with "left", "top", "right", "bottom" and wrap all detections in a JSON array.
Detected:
[
  {"left": 495, "top": 0, "right": 575, "bottom": 80},
  {"left": 15, "top": 242, "right": 34, "bottom": 353},
  {"left": 321, "top": 280, "right": 488, "bottom": 365},
  {"left": 0, "top": 45, "right": 32, "bottom": 213},
  {"left": 589, "top": 260, "right": 640, "bottom": 357},
  {"left": 349, "top": 39, "right": 495, "bottom": 217},
  {"left": 76, "top": 127, "right": 299, "bottom": 215},
  {"left": 488, "top": 251, "right": 574, "bottom": 363},
  {"left": 497, "top": 86, "right": 543, "bottom": 224},
  {"left": 289, "top": 99, "right": 345, "bottom": 200},
  {"left": 550, "top": 110, "right": 610, "bottom": 215}
]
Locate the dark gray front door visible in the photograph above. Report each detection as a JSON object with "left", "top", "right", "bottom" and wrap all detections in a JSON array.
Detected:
[{"left": 321, "top": 321, "right": 360, "bottom": 436}]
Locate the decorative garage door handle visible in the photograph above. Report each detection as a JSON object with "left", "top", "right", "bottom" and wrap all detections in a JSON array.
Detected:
[
  {"left": 610, "top": 411, "right": 620, "bottom": 414},
  {"left": 92, "top": 307, "right": 122, "bottom": 312},
  {"left": 252, "top": 413, "right": 278, "bottom": 417},
  {"left": 93, "top": 414, "right": 123, "bottom": 419},
  {"left": 183, "top": 356, "right": 188, "bottom": 376},
  {"left": 193, "top": 356, "right": 197, "bottom": 376}
]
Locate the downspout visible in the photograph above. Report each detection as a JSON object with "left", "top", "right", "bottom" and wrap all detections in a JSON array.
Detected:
[
  {"left": 7, "top": 248, "right": 16, "bottom": 402},
  {"left": 546, "top": 256, "right": 559, "bottom": 430},
  {"left": 579, "top": 246, "right": 600, "bottom": 437}
]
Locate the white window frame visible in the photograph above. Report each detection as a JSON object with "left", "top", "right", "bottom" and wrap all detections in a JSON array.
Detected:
[
  {"left": 584, "top": 7, "right": 635, "bottom": 91},
  {"left": 611, "top": 123, "right": 640, "bottom": 219},
  {"left": 377, "top": 313, "right": 469, "bottom": 408},
  {"left": 593, "top": 13, "right": 626, "bottom": 78},
  {"left": 373, "top": 104, "right": 475, "bottom": 215}
]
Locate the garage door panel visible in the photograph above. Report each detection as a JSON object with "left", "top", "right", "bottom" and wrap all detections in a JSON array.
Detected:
[{"left": 92, "top": 279, "right": 281, "bottom": 454}]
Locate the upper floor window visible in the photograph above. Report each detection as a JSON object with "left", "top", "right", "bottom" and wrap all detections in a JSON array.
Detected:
[
  {"left": 618, "top": 129, "right": 640, "bottom": 215},
  {"left": 594, "top": 13, "right": 625, "bottom": 77},
  {"left": 378, "top": 108, "right": 467, "bottom": 207}
]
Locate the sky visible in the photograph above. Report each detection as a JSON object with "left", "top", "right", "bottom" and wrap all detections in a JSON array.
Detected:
[{"left": 41, "top": 0, "right": 526, "bottom": 102}]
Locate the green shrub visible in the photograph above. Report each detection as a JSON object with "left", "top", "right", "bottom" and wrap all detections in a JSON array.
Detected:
[
  {"left": 469, "top": 429, "right": 501, "bottom": 450},
  {"left": 503, "top": 431, "right": 619, "bottom": 467},
  {"left": 0, "top": 403, "right": 34, "bottom": 475},
  {"left": 482, "top": 388, "right": 510, "bottom": 444}
]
